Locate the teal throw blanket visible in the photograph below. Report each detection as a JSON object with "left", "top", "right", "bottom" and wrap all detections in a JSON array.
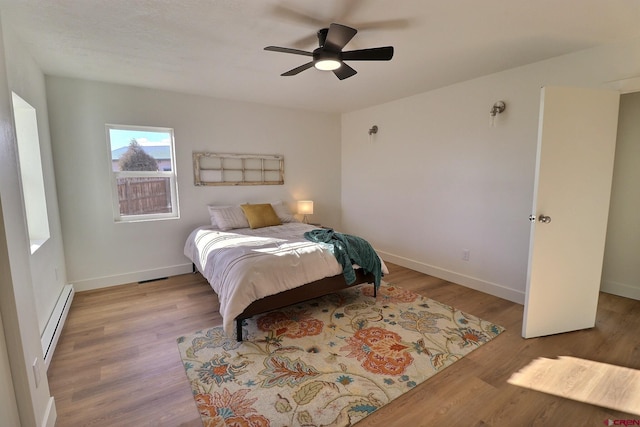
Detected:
[{"left": 304, "top": 228, "right": 382, "bottom": 289}]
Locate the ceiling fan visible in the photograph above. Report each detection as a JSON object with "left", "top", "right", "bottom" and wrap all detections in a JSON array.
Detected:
[{"left": 264, "top": 23, "right": 394, "bottom": 80}]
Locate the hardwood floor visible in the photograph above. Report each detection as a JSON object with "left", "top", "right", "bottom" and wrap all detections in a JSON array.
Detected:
[{"left": 47, "top": 263, "right": 640, "bottom": 426}]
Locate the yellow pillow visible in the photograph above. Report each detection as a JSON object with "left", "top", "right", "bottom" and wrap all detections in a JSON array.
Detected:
[{"left": 241, "top": 203, "right": 282, "bottom": 229}]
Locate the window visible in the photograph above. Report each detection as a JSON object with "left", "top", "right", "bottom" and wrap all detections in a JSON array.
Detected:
[
  {"left": 106, "top": 125, "right": 179, "bottom": 222},
  {"left": 12, "top": 92, "right": 50, "bottom": 253}
]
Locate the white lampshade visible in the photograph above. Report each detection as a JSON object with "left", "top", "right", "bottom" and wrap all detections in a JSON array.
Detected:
[{"left": 297, "top": 200, "right": 314, "bottom": 215}]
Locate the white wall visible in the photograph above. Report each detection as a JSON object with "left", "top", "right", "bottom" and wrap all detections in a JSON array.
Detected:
[
  {"left": 341, "top": 37, "right": 640, "bottom": 304},
  {"left": 45, "top": 77, "right": 342, "bottom": 290},
  {"left": 2, "top": 23, "right": 68, "bottom": 335},
  {"left": 602, "top": 92, "right": 640, "bottom": 300},
  {"left": 0, "top": 18, "right": 56, "bottom": 427},
  {"left": 0, "top": 306, "right": 21, "bottom": 427}
]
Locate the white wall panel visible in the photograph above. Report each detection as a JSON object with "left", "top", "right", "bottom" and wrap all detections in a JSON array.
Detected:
[
  {"left": 342, "top": 37, "right": 640, "bottom": 303},
  {"left": 45, "top": 78, "right": 342, "bottom": 290}
]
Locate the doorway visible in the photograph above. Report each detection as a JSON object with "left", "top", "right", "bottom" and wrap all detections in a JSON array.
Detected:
[{"left": 601, "top": 92, "right": 640, "bottom": 301}]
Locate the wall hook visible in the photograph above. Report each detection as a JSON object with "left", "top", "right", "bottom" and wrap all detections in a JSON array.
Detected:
[{"left": 368, "top": 125, "right": 378, "bottom": 135}]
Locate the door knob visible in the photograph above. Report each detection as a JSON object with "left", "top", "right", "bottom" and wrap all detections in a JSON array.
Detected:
[{"left": 538, "top": 214, "right": 551, "bottom": 224}]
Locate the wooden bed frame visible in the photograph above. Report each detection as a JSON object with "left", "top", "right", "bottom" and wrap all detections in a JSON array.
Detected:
[
  {"left": 234, "top": 268, "right": 376, "bottom": 341},
  {"left": 191, "top": 264, "right": 376, "bottom": 341}
]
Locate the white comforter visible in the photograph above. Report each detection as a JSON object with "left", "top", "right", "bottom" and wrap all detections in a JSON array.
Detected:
[{"left": 184, "top": 222, "right": 388, "bottom": 337}]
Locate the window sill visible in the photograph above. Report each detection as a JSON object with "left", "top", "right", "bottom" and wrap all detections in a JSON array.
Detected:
[{"left": 30, "top": 237, "right": 49, "bottom": 254}]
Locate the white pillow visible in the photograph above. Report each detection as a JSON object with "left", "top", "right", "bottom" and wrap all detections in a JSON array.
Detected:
[
  {"left": 271, "top": 201, "right": 298, "bottom": 223},
  {"left": 209, "top": 205, "right": 249, "bottom": 231},
  {"left": 207, "top": 205, "right": 230, "bottom": 228}
]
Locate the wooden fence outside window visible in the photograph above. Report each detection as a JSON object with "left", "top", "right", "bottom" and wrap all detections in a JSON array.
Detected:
[{"left": 117, "top": 177, "right": 171, "bottom": 215}]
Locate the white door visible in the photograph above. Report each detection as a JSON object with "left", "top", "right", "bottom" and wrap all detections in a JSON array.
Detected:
[{"left": 522, "top": 86, "right": 620, "bottom": 339}]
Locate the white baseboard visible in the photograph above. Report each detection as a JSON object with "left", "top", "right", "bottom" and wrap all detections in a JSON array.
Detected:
[
  {"left": 73, "top": 263, "right": 193, "bottom": 292},
  {"left": 41, "top": 284, "right": 74, "bottom": 370},
  {"left": 378, "top": 250, "right": 525, "bottom": 305},
  {"left": 600, "top": 279, "right": 640, "bottom": 300},
  {"left": 42, "top": 396, "right": 56, "bottom": 427}
]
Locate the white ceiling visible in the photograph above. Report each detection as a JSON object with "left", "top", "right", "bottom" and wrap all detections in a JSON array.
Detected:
[{"left": 1, "top": 0, "right": 639, "bottom": 113}]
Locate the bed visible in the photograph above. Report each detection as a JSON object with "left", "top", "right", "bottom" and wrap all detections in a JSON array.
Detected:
[{"left": 184, "top": 202, "right": 388, "bottom": 341}]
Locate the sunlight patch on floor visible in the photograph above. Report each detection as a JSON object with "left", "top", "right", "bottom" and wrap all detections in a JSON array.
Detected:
[{"left": 508, "top": 356, "right": 640, "bottom": 416}]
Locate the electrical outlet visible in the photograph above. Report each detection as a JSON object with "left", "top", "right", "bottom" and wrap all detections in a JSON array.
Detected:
[{"left": 462, "top": 249, "right": 470, "bottom": 261}]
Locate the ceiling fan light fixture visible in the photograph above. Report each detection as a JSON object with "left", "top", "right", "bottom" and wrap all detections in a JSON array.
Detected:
[
  {"left": 265, "top": 23, "right": 394, "bottom": 79},
  {"left": 314, "top": 59, "right": 341, "bottom": 71}
]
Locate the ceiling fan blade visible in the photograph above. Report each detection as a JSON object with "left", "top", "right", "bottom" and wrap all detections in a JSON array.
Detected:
[
  {"left": 336, "top": 0, "right": 365, "bottom": 22},
  {"left": 353, "top": 19, "right": 410, "bottom": 31},
  {"left": 264, "top": 46, "right": 313, "bottom": 57},
  {"left": 281, "top": 62, "right": 314, "bottom": 76},
  {"left": 270, "top": 5, "right": 326, "bottom": 28},
  {"left": 324, "top": 23, "right": 357, "bottom": 51},
  {"left": 333, "top": 63, "right": 357, "bottom": 80},
  {"left": 288, "top": 34, "right": 321, "bottom": 49},
  {"left": 342, "top": 46, "right": 394, "bottom": 61}
]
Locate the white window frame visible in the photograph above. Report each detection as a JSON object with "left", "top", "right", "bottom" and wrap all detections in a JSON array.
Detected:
[
  {"left": 106, "top": 124, "right": 179, "bottom": 222},
  {"left": 12, "top": 92, "right": 51, "bottom": 253}
]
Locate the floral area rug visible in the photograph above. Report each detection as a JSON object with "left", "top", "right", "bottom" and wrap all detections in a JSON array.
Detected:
[{"left": 177, "top": 282, "right": 504, "bottom": 427}]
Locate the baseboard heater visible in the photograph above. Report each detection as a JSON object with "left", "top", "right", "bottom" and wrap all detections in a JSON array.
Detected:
[{"left": 41, "top": 284, "right": 74, "bottom": 370}]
